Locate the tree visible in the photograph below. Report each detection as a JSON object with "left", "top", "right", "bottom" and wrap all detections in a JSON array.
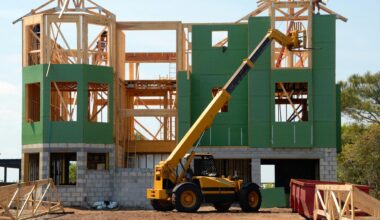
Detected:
[
  {"left": 69, "top": 162, "right": 77, "bottom": 184},
  {"left": 338, "top": 124, "right": 380, "bottom": 199},
  {"left": 339, "top": 71, "right": 380, "bottom": 124}
]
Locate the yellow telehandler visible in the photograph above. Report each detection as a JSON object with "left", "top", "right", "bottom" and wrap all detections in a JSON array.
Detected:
[{"left": 147, "top": 29, "right": 306, "bottom": 213}]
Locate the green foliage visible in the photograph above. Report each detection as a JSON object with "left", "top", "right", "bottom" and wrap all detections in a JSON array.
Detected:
[
  {"left": 339, "top": 71, "right": 380, "bottom": 124},
  {"left": 262, "top": 183, "right": 275, "bottom": 189},
  {"left": 69, "top": 162, "right": 77, "bottom": 184},
  {"left": 338, "top": 124, "right": 380, "bottom": 199},
  {"left": 134, "top": 132, "right": 147, "bottom": 141}
]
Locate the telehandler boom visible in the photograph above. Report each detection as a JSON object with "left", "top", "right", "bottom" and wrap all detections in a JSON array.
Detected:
[{"left": 147, "top": 29, "right": 306, "bottom": 213}]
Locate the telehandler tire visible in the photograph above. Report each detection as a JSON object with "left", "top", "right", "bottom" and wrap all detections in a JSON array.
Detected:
[
  {"left": 239, "top": 182, "right": 262, "bottom": 212},
  {"left": 151, "top": 199, "right": 174, "bottom": 211},
  {"left": 172, "top": 182, "right": 202, "bottom": 213}
]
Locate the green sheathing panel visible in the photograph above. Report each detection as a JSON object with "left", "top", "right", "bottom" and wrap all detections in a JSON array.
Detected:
[
  {"left": 187, "top": 15, "right": 337, "bottom": 149},
  {"left": 271, "top": 69, "right": 313, "bottom": 148},
  {"left": 248, "top": 17, "right": 271, "bottom": 147},
  {"left": 177, "top": 71, "right": 191, "bottom": 140},
  {"left": 248, "top": 15, "right": 336, "bottom": 148},
  {"left": 22, "top": 64, "right": 113, "bottom": 145},
  {"left": 312, "top": 15, "right": 337, "bottom": 148},
  {"left": 22, "top": 65, "right": 45, "bottom": 144},
  {"left": 261, "top": 187, "right": 287, "bottom": 208},
  {"left": 191, "top": 24, "right": 248, "bottom": 146}
]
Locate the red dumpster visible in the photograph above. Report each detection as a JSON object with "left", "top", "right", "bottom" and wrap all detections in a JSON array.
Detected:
[{"left": 289, "top": 179, "right": 370, "bottom": 219}]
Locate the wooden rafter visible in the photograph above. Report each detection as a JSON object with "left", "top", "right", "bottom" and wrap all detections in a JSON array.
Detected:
[
  {"left": 14, "top": 0, "right": 115, "bottom": 24},
  {"left": 237, "top": 0, "right": 347, "bottom": 23}
]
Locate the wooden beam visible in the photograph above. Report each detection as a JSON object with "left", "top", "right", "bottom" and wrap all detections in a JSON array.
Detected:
[
  {"left": 126, "top": 140, "right": 176, "bottom": 153},
  {"left": 134, "top": 99, "right": 174, "bottom": 106},
  {"left": 274, "top": 2, "right": 310, "bottom": 8},
  {"left": 275, "top": 16, "right": 309, "bottom": 21},
  {"left": 126, "top": 89, "right": 170, "bottom": 96},
  {"left": 125, "top": 52, "right": 176, "bottom": 63},
  {"left": 121, "top": 109, "right": 176, "bottom": 117},
  {"left": 117, "top": 21, "right": 181, "bottom": 30}
]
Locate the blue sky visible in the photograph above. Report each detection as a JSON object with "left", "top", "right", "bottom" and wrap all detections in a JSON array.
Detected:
[{"left": 0, "top": 0, "right": 379, "bottom": 181}]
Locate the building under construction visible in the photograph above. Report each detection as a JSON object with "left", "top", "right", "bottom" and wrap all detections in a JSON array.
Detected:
[{"left": 19, "top": 0, "right": 346, "bottom": 207}]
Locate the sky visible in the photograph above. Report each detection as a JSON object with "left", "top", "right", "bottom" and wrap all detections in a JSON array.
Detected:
[{"left": 0, "top": 0, "right": 379, "bottom": 182}]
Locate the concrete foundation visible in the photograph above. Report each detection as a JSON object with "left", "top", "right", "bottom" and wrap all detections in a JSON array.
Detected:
[{"left": 22, "top": 144, "right": 336, "bottom": 208}]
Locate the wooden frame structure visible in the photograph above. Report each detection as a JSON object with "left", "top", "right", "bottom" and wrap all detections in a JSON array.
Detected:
[
  {"left": 269, "top": 0, "right": 313, "bottom": 69},
  {"left": 50, "top": 82, "right": 78, "bottom": 122},
  {"left": 275, "top": 82, "right": 308, "bottom": 122},
  {"left": 19, "top": 0, "right": 347, "bottom": 169},
  {"left": 120, "top": 80, "right": 177, "bottom": 167},
  {"left": 114, "top": 21, "right": 188, "bottom": 167},
  {"left": 88, "top": 83, "right": 109, "bottom": 123},
  {"left": 314, "top": 184, "right": 380, "bottom": 220},
  {"left": 238, "top": 0, "right": 347, "bottom": 69},
  {"left": 0, "top": 179, "right": 64, "bottom": 220},
  {"left": 21, "top": 0, "right": 116, "bottom": 68}
]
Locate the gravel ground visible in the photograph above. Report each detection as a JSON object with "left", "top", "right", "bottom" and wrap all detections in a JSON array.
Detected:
[{"left": 39, "top": 206, "right": 304, "bottom": 220}]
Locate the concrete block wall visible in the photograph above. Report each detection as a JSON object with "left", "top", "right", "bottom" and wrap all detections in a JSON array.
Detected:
[
  {"left": 112, "top": 169, "right": 154, "bottom": 209},
  {"left": 58, "top": 151, "right": 86, "bottom": 207},
  {"left": 22, "top": 143, "right": 337, "bottom": 209},
  {"left": 22, "top": 143, "right": 116, "bottom": 207},
  {"left": 197, "top": 147, "right": 338, "bottom": 185},
  {"left": 320, "top": 148, "right": 337, "bottom": 181},
  {"left": 59, "top": 150, "right": 116, "bottom": 207},
  {"left": 83, "top": 170, "right": 113, "bottom": 205}
]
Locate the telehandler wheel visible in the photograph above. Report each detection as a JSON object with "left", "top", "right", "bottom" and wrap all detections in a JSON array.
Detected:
[
  {"left": 150, "top": 199, "right": 174, "bottom": 211},
  {"left": 213, "top": 202, "right": 232, "bottom": 212},
  {"left": 239, "top": 183, "right": 262, "bottom": 212},
  {"left": 172, "top": 182, "right": 202, "bottom": 213}
]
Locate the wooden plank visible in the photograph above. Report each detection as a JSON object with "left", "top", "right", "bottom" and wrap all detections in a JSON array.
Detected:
[
  {"left": 316, "top": 184, "right": 354, "bottom": 191},
  {"left": 275, "top": 16, "right": 309, "bottom": 21},
  {"left": 58, "top": 0, "right": 70, "bottom": 19},
  {"left": 134, "top": 99, "right": 174, "bottom": 106},
  {"left": 117, "top": 21, "right": 181, "bottom": 30},
  {"left": 353, "top": 187, "right": 380, "bottom": 217},
  {"left": 125, "top": 52, "right": 176, "bottom": 63},
  {"left": 176, "top": 22, "right": 184, "bottom": 71},
  {"left": 120, "top": 109, "right": 176, "bottom": 117},
  {"left": 126, "top": 140, "right": 176, "bottom": 153},
  {"left": 117, "top": 30, "right": 126, "bottom": 80},
  {"left": 274, "top": 2, "right": 310, "bottom": 8}
]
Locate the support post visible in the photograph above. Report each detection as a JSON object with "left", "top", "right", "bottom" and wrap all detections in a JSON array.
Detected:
[
  {"left": 251, "top": 158, "right": 261, "bottom": 185},
  {"left": 4, "top": 167, "right": 7, "bottom": 183}
]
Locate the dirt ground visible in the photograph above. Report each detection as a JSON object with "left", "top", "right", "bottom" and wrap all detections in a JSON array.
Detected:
[{"left": 41, "top": 206, "right": 304, "bottom": 220}]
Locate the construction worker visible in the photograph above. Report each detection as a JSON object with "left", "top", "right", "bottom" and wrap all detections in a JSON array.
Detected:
[{"left": 313, "top": 0, "right": 322, "bottom": 15}]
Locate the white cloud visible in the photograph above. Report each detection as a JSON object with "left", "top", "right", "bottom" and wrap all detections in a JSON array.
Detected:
[{"left": 0, "top": 81, "right": 20, "bottom": 96}]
